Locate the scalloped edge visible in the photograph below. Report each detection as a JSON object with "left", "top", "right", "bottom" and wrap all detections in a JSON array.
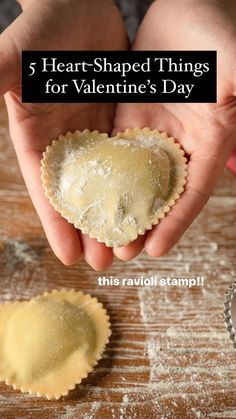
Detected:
[
  {"left": 41, "top": 128, "right": 188, "bottom": 247},
  {"left": 0, "top": 289, "right": 111, "bottom": 400},
  {"left": 223, "top": 282, "right": 236, "bottom": 349}
]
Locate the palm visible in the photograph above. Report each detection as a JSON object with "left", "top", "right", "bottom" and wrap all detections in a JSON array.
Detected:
[
  {"left": 113, "top": 0, "right": 236, "bottom": 261},
  {"left": 2, "top": 0, "right": 128, "bottom": 270}
]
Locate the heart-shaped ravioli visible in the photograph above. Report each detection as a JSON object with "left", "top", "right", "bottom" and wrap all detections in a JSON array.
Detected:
[
  {"left": 0, "top": 290, "right": 111, "bottom": 399},
  {"left": 41, "top": 127, "right": 187, "bottom": 247}
]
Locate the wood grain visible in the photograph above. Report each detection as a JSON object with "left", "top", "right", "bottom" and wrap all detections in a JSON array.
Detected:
[{"left": 0, "top": 97, "right": 236, "bottom": 418}]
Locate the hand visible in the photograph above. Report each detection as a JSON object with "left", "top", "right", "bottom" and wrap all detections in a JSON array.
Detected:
[
  {"left": 113, "top": 0, "right": 236, "bottom": 261},
  {"left": 0, "top": 0, "right": 128, "bottom": 270}
]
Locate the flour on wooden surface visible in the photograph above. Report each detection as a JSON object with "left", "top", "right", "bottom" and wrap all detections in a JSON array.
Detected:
[
  {"left": 0, "top": 236, "right": 48, "bottom": 301},
  {"left": 136, "top": 232, "right": 236, "bottom": 417}
]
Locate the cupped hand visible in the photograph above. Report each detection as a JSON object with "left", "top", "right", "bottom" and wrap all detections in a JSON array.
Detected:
[
  {"left": 113, "top": 0, "right": 236, "bottom": 261},
  {"left": 0, "top": 0, "right": 128, "bottom": 270}
]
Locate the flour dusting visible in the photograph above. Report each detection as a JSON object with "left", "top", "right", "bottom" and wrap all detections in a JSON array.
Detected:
[{"left": 41, "top": 129, "right": 187, "bottom": 248}]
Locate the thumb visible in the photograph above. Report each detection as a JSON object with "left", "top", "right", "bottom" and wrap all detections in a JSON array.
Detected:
[{"left": 0, "top": 25, "right": 21, "bottom": 95}]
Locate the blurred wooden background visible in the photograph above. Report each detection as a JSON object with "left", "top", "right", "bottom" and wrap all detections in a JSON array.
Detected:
[{"left": 0, "top": 97, "right": 236, "bottom": 418}]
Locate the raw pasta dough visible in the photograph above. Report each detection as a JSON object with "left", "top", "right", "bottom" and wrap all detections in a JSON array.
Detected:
[
  {"left": 41, "top": 127, "right": 188, "bottom": 247},
  {"left": 0, "top": 290, "right": 111, "bottom": 399}
]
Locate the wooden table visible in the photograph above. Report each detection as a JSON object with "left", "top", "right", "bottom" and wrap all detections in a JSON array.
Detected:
[{"left": 0, "top": 98, "right": 236, "bottom": 418}]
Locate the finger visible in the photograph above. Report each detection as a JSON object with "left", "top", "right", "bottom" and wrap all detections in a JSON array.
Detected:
[
  {"left": 114, "top": 234, "right": 147, "bottom": 261},
  {"left": 112, "top": 103, "right": 151, "bottom": 137},
  {"left": 10, "top": 143, "right": 82, "bottom": 265},
  {"left": 145, "top": 151, "right": 228, "bottom": 257},
  {"left": 227, "top": 148, "right": 236, "bottom": 174},
  {"left": 80, "top": 234, "right": 114, "bottom": 272}
]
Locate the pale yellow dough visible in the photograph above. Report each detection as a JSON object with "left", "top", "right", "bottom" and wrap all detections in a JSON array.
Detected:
[
  {"left": 0, "top": 290, "right": 111, "bottom": 399},
  {"left": 41, "top": 127, "right": 188, "bottom": 247}
]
